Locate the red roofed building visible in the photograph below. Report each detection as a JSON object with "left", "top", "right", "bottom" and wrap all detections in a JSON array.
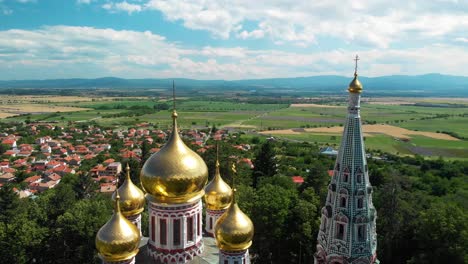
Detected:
[
  {"left": 24, "top": 175, "right": 42, "bottom": 184},
  {"left": 292, "top": 176, "right": 304, "bottom": 184},
  {"left": 2, "top": 138, "right": 17, "bottom": 148}
]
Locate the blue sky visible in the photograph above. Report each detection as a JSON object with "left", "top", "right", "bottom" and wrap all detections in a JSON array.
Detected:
[{"left": 1, "top": 0, "right": 468, "bottom": 80}]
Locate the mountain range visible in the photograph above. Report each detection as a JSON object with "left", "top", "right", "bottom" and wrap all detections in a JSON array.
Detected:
[{"left": 1, "top": 73, "right": 467, "bottom": 96}]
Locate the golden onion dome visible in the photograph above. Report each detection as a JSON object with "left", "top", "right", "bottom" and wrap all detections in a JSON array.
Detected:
[
  {"left": 112, "top": 164, "right": 145, "bottom": 217},
  {"left": 214, "top": 189, "right": 254, "bottom": 251},
  {"left": 140, "top": 110, "right": 208, "bottom": 204},
  {"left": 204, "top": 151, "right": 232, "bottom": 210},
  {"left": 96, "top": 192, "right": 141, "bottom": 262},
  {"left": 348, "top": 72, "right": 363, "bottom": 93}
]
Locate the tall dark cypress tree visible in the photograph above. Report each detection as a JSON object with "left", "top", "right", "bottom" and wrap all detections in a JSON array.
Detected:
[{"left": 252, "top": 141, "right": 277, "bottom": 188}]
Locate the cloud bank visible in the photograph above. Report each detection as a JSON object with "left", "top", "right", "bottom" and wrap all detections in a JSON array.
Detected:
[{"left": 1, "top": 26, "right": 468, "bottom": 80}]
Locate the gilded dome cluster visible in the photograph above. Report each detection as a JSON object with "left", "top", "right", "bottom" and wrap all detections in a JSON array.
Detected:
[
  {"left": 215, "top": 189, "right": 254, "bottom": 251},
  {"left": 204, "top": 151, "right": 232, "bottom": 210},
  {"left": 95, "top": 192, "right": 141, "bottom": 262},
  {"left": 140, "top": 110, "right": 208, "bottom": 204},
  {"left": 112, "top": 164, "right": 145, "bottom": 217}
]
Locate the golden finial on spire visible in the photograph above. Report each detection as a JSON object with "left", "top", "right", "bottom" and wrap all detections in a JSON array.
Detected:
[
  {"left": 172, "top": 80, "right": 177, "bottom": 113},
  {"left": 348, "top": 54, "right": 363, "bottom": 93},
  {"left": 231, "top": 162, "right": 237, "bottom": 187},
  {"left": 114, "top": 187, "right": 121, "bottom": 211},
  {"left": 126, "top": 163, "right": 131, "bottom": 179},
  {"left": 216, "top": 143, "right": 220, "bottom": 168}
]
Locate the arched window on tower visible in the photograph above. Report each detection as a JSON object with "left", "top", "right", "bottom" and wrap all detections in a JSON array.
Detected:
[
  {"left": 355, "top": 167, "right": 363, "bottom": 184},
  {"left": 335, "top": 214, "right": 348, "bottom": 241},
  {"left": 340, "top": 197, "right": 347, "bottom": 208},
  {"left": 339, "top": 188, "right": 348, "bottom": 208},
  {"left": 357, "top": 198, "right": 363, "bottom": 209},
  {"left": 336, "top": 223, "right": 345, "bottom": 240},
  {"left": 342, "top": 167, "right": 350, "bottom": 182},
  {"left": 357, "top": 225, "right": 366, "bottom": 242}
]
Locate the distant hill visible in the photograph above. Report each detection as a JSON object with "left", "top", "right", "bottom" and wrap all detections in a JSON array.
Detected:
[{"left": 1, "top": 74, "right": 467, "bottom": 96}]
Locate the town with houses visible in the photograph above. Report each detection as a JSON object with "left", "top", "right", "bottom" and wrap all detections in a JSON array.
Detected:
[{"left": 0, "top": 122, "right": 254, "bottom": 199}]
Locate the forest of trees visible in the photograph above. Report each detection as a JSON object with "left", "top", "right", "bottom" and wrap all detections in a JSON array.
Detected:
[{"left": 0, "top": 133, "right": 467, "bottom": 263}]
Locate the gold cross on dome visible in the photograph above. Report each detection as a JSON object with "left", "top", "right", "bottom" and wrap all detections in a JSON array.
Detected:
[{"left": 354, "top": 55, "right": 360, "bottom": 75}]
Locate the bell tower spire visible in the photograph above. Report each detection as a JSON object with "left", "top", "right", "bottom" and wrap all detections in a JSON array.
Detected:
[{"left": 314, "top": 56, "right": 379, "bottom": 264}]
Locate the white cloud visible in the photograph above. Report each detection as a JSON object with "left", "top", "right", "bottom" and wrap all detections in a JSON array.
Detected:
[
  {"left": 102, "top": 1, "right": 142, "bottom": 14},
  {"left": 141, "top": 0, "right": 468, "bottom": 48},
  {"left": 1, "top": 26, "right": 468, "bottom": 80},
  {"left": 455, "top": 37, "right": 468, "bottom": 43},
  {"left": 76, "top": 0, "right": 93, "bottom": 4}
]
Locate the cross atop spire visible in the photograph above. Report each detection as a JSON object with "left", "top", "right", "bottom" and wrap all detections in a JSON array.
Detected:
[
  {"left": 172, "top": 80, "right": 176, "bottom": 112},
  {"left": 171, "top": 80, "right": 178, "bottom": 121},
  {"left": 354, "top": 54, "right": 360, "bottom": 76},
  {"left": 216, "top": 143, "right": 220, "bottom": 168},
  {"left": 231, "top": 162, "right": 237, "bottom": 188}
]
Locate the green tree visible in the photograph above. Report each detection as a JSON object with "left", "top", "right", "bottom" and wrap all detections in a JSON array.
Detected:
[
  {"left": 409, "top": 201, "right": 467, "bottom": 264},
  {"left": 52, "top": 198, "right": 112, "bottom": 263},
  {"left": 252, "top": 141, "right": 277, "bottom": 188}
]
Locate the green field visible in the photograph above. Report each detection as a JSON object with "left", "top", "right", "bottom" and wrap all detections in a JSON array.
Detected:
[{"left": 2, "top": 97, "right": 468, "bottom": 158}]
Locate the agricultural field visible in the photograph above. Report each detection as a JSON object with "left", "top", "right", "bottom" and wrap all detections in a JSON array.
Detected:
[{"left": 1, "top": 95, "right": 468, "bottom": 158}]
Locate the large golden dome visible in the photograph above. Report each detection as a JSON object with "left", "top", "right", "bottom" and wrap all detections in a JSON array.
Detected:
[
  {"left": 204, "top": 151, "right": 232, "bottom": 210},
  {"left": 112, "top": 164, "right": 145, "bottom": 217},
  {"left": 215, "top": 189, "right": 254, "bottom": 251},
  {"left": 141, "top": 111, "right": 208, "bottom": 204},
  {"left": 96, "top": 192, "right": 141, "bottom": 262}
]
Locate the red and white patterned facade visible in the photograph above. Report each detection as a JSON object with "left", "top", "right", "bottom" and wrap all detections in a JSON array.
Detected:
[
  {"left": 147, "top": 199, "right": 204, "bottom": 264},
  {"left": 126, "top": 214, "right": 142, "bottom": 235},
  {"left": 102, "top": 258, "right": 136, "bottom": 264},
  {"left": 205, "top": 208, "right": 226, "bottom": 237}
]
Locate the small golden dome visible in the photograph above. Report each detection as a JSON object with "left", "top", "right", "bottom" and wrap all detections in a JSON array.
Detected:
[
  {"left": 215, "top": 189, "right": 254, "bottom": 251},
  {"left": 204, "top": 151, "right": 232, "bottom": 210},
  {"left": 112, "top": 164, "right": 145, "bottom": 217},
  {"left": 348, "top": 73, "right": 363, "bottom": 93},
  {"left": 140, "top": 110, "right": 208, "bottom": 204},
  {"left": 96, "top": 192, "right": 141, "bottom": 262}
]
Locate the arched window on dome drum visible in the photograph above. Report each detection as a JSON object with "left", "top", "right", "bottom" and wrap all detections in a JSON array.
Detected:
[
  {"left": 209, "top": 216, "right": 213, "bottom": 230},
  {"left": 160, "top": 219, "right": 167, "bottom": 245},
  {"left": 187, "top": 216, "right": 194, "bottom": 242},
  {"left": 151, "top": 216, "right": 155, "bottom": 242},
  {"left": 173, "top": 219, "right": 181, "bottom": 246},
  {"left": 197, "top": 213, "right": 201, "bottom": 236}
]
